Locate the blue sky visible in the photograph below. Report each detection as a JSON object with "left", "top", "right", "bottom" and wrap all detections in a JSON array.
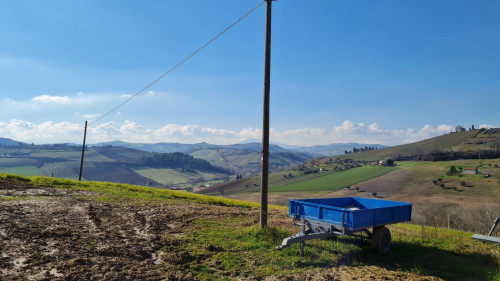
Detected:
[{"left": 0, "top": 0, "right": 499, "bottom": 145}]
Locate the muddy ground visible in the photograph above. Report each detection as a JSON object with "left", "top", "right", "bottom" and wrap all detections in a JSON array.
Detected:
[
  {"left": 0, "top": 178, "right": 444, "bottom": 281},
  {"left": 0, "top": 178, "right": 204, "bottom": 280}
]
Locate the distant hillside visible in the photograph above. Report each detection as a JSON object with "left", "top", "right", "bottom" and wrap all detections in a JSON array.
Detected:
[
  {"left": 95, "top": 141, "right": 296, "bottom": 154},
  {"left": 0, "top": 137, "right": 26, "bottom": 146},
  {"left": 95, "top": 141, "right": 316, "bottom": 174},
  {"left": 292, "top": 142, "right": 388, "bottom": 156},
  {"left": 341, "top": 128, "right": 500, "bottom": 161},
  {"left": 0, "top": 144, "right": 231, "bottom": 188},
  {"left": 96, "top": 141, "right": 198, "bottom": 153}
]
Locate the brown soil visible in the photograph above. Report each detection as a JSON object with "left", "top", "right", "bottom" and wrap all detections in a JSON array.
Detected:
[{"left": 0, "top": 177, "right": 442, "bottom": 281}]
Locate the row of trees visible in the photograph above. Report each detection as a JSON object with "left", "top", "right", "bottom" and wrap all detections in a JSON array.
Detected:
[{"left": 345, "top": 146, "right": 378, "bottom": 154}]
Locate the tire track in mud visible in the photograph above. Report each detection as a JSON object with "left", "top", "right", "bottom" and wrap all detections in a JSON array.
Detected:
[{"left": 0, "top": 178, "right": 197, "bottom": 280}]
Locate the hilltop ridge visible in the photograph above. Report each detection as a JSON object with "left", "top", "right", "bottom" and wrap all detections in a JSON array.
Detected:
[{"left": 340, "top": 128, "right": 500, "bottom": 161}]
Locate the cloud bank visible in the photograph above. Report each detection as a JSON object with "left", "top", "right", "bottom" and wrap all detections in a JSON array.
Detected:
[{"left": 1, "top": 119, "right": 490, "bottom": 146}]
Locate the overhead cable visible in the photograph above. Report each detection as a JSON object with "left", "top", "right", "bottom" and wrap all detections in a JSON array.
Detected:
[{"left": 87, "top": 1, "right": 265, "bottom": 128}]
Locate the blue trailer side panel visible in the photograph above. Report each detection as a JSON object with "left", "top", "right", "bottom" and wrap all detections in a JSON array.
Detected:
[{"left": 289, "top": 197, "right": 412, "bottom": 231}]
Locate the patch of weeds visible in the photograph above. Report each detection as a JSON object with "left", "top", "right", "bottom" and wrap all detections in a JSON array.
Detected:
[
  {"left": 408, "top": 264, "right": 425, "bottom": 275},
  {"left": 368, "top": 224, "right": 500, "bottom": 281},
  {"left": 182, "top": 218, "right": 350, "bottom": 279},
  {"left": 4, "top": 174, "right": 31, "bottom": 182}
]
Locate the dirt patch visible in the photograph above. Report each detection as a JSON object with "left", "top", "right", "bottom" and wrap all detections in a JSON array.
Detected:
[{"left": 0, "top": 178, "right": 201, "bottom": 280}]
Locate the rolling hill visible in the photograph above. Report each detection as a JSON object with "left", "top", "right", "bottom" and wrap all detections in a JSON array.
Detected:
[
  {"left": 95, "top": 141, "right": 316, "bottom": 174},
  {"left": 340, "top": 128, "right": 500, "bottom": 161},
  {"left": 0, "top": 141, "right": 232, "bottom": 188}
]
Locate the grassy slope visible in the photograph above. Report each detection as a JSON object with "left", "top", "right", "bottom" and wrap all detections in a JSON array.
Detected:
[
  {"left": 0, "top": 166, "right": 42, "bottom": 176},
  {"left": 190, "top": 149, "right": 229, "bottom": 169},
  {"left": 135, "top": 168, "right": 224, "bottom": 186},
  {"left": 1, "top": 173, "right": 498, "bottom": 280},
  {"left": 345, "top": 130, "right": 479, "bottom": 161},
  {"left": 136, "top": 168, "right": 198, "bottom": 185},
  {"left": 272, "top": 165, "right": 398, "bottom": 192}
]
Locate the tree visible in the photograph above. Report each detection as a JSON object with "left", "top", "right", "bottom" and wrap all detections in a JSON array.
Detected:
[
  {"left": 386, "top": 159, "right": 394, "bottom": 166},
  {"left": 448, "top": 165, "right": 458, "bottom": 175},
  {"left": 455, "top": 125, "right": 464, "bottom": 132}
]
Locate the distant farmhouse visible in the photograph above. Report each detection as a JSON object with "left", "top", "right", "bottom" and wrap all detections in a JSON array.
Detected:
[{"left": 463, "top": 168, "right": 478, "bottom": 175}]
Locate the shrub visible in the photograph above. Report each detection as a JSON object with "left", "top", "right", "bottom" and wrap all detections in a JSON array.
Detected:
[
  {"left": 432, "top": 180, "right": 437, "bottom": 184},
  {"left": 447, "top": 165, "right": 458, "bottom": 176},
  {"left": 460, "top": 181, "right": 465, "bottom": 186},
  {"left": 437, "top": 178, "right": 443, "bottom": 182},
  {"left": 372, "top": 192, "right": 377, "bottom": 197},
  {"left": 439, "top": 183, "right": 445, "bottom": 188}
]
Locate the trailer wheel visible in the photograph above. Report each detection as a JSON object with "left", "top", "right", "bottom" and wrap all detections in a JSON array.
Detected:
[{"left": 371, "top": 226, "right": 391, "bottom": 253}]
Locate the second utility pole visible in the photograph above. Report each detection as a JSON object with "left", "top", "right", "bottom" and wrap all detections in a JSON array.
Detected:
[
  {"left": 79, "top": 121, "right": 88, "bottom": 181},
  {"left": 260, "top": 0, "right": 273, "bottom": 228}
]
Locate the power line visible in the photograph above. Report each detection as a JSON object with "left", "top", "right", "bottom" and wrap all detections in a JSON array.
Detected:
[{"left": 86, "top": 1, "right": 265, "bottom": 129}]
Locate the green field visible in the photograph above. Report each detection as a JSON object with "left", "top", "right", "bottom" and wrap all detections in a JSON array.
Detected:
[
  {"left": 0, "top": 166, "right": 42, "bottom": 176},
  {"left": 0, "top": 158, "right": 38, "bottom": 167},
  {"left": 135, "top": 168, "right": 226, "bottom": 187},
  {"left": 271, "top": 165, "right": 398, "bottom": 192}
]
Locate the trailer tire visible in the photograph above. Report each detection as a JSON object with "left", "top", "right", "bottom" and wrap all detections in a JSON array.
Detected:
[{"left": 371, "top": 226, "right": 391, "bottom": 253}]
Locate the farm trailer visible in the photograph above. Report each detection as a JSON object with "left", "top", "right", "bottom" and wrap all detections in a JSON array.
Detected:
[{"left": 277, "top": 197, "right": 412, "bottom": 255}]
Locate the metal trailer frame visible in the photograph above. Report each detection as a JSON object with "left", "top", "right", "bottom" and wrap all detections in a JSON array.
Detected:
[
  {"left": 276, "top": 216, "right": 384, "bottom": 256},
  {"left": 472, "top": 217, "right": 500, "bottom": 245},
  {"left": 277, "top": 197, "right": 410, "bottom": 255}
]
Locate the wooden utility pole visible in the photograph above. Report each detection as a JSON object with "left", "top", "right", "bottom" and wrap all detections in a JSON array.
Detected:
[
  {"left": 79, "top": 121, "right": 88, "bottom": 181},
  {"left": 261, "top": 0, "right": 273, "bottom": 228}
]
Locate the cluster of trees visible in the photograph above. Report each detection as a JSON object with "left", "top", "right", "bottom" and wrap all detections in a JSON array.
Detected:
[
  {"left": 141, "top": 152, "right": 231, "bottom": 174},
  {"left": 344, "top": 146, "right": 378, "bottom": 154},
  {"left": 447, "top": 165, "right": 462, "bottom": 176}
]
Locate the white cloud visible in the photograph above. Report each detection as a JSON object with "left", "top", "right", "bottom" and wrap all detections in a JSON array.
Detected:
[
  {"left": 0, "top": 119, "right": 475, "bottom": 146},
  {"left": 75, "top": 112, "right": 101, "bottom": 120},
  {"left": 480, "top": 124, "right": 494, "bottom": 129},
  {"left": 437, "top": 125, "right": 454, "bottom": 132},
  {"left": 368, "top": 123, "right": 383, "bottom": 133},
  {"left": 32, "top": 95, "right": 70, "bottom": 104}
]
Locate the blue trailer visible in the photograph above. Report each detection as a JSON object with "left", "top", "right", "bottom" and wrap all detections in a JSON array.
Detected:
[{"left": 277, "top": 197, "right": 412, "bottom": 255}]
